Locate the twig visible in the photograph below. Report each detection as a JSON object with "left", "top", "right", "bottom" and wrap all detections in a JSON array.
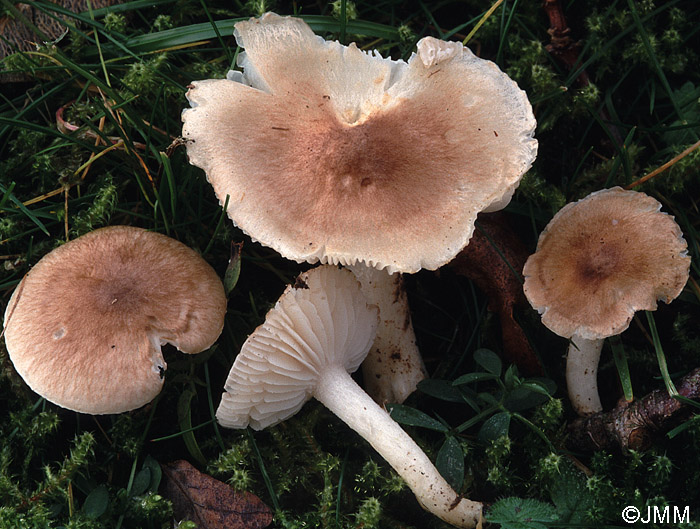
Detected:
[
  {"left": 542, "top": 0, "right": 589, "bottom": 86},
  {"left": 567, "top": 368, "right": 700, "bottom": 452},
  {"left": 625, "top": 138, "right": 700, "bottom": 189},
  {"left": 542, "top": 0, "right": 623, "bottom": 148}
]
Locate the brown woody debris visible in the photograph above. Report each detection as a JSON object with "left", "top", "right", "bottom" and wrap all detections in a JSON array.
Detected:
[
  {"left": 448, "top": 212, "right": 542, "bottom": 376},
  {"left": 542, "top": 0, "right": 622, "bottom": 148},
  {"left": 542, "top": 0, "right": 589, "bottom": 86},
  {"left": 567, "top": 368, "right": 700, "bottom": 452}
]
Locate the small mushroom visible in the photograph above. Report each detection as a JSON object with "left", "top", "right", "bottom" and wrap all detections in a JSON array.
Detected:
[
  {"left": 182, "top": 12, "right": 537, "bottom": 404},
  {"left": 2, "top": 226, "right": 228, "bottom": 414},
  {"left": 522, "top": 187, "right": 691, "bottom": 416},
  {"left": 216, "top": 265, "right": 483, "bottom": 529}
]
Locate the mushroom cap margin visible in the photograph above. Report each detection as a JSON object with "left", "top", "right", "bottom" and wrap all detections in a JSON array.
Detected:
[
  {"left": 522, "top": 187, "right": 690, "bottom": 340},
  {"left": 3, "top": 226, "right": 227, "bottom": 414},
  {"left": 182, "top": 13, "right": 537, "bottom": 274}
]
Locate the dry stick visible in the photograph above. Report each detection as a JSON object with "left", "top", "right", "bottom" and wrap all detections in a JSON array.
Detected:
[
  {"left": 64, "top": 185, "right": 69, "bottom": 241},
  {"left": 567, "top": 367, "right": 700, "bottom": 452},
  {"left": 463, "top": 0, "right": 505, "bottom": 45},
  {"left": 625, "top": 138, "right": 700, "bottom": 189},
  {"left": 22, "top": 187, "right": 64, "bottom": 206}
]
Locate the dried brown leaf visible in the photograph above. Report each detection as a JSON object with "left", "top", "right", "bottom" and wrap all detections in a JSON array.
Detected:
[
  {"left": 449, "top": 212, "right": 543, "bottom": 375},
  {"left": 162, "top": 459, "right": 273, "bottom": 529}
]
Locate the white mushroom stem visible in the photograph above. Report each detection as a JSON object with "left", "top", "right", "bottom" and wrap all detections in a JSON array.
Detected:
[
  {"left": 349, "top": 264, "right": 427, "bottom": 404},
  {"left": 314, "top": 364, "right": 483, "bottom": 529},
  {"left": 565, "top": 335, "right": 604, "bottom": 416}
]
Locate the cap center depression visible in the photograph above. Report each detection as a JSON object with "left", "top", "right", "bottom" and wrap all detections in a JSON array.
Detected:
[{"left": 288, "top": 93, "right": 454, "bottom": 194}]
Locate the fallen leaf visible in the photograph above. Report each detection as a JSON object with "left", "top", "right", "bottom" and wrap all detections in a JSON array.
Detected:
[
  {"left": 449, "top": 212, "right": 543, "bottom": 376},
  {"left": 162, "top": 459, "right": 273, "bottom": 529}
]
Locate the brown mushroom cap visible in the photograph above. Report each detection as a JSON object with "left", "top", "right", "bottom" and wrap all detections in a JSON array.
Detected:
[
  {"left": 182, "top": 12, "right": 537, "bottom": 274},
  {"left": 3, "top": 226, "right": 227, "bottom": 414},
  {"left": 523, "top": 187, "right": 690, "bottom": 340}
]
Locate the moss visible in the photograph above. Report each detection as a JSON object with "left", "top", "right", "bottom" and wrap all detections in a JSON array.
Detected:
[
  {"left": 70, "top": 176, "right": 118, "bottom": 238},
  {"left": 0, "top": 1, "right": 698, "bottom": 527},
  {"left": 354, "top": 497, "right": 382, "bottom": 528},
  {"left": 103, "top": 13, "right": 128, "bottom": 34},
  {"left": 209, "top": 437, "right": 254, "bottom": 490},
  {"left": 153, "top": 15, "right": 174, "bottom": 31},
  {"left": 121, "top": 53, "right": 173, "bottom": 101},
  {"left": 331, "top": 0, "right": 357, "bottom": 20},
  {"left": 485, "top": 436, "right": 513, "bottom": 492}
]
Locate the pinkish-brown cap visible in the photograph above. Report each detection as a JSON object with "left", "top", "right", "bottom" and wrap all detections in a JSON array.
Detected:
[
  {"left": 182, "top": 12, "right": 537, "bottom": 275},
  {"left": 3, "top": 226, "right": 227, "bottom": 414},
  {"left": 523, "top": 187, "right": 690, "bottom": 340}
]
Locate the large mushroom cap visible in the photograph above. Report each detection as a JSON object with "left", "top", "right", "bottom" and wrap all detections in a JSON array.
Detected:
[
  {"left": 183, "top": 12, "right": 537, "bottom": 274},
  {"left": 523, "top": 187, "right": 690, "bottom": 340},
  {"left": 216, "top": 265, "right": 378, "bottom": 430},
  {"left": 3, "top": 226, "right": 227, "bottom": 414}
]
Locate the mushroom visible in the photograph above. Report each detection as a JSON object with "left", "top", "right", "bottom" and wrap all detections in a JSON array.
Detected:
[
  {"left": 182, "top": 12, "right": 537, "bottom": 403},
  {"left": 522, "top": 187, "right": 691, "bottom": 416},
  {"left": 216, "top": 265, "right": 483, "bottom": 529},
  {"left": 2, "top": 226, "right": 228, "bottom": 414},
  {"left": 347, "top": 263, "right": 426, "bottom": 404}
]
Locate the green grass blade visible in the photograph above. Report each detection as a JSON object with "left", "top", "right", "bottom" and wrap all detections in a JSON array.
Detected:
[
  {"left": 149, "top": 419, "right": 215, "bottom": 442},
  {"left": 610, "top": 337, "right": 633, "bottom": 403},
  {"left": 338, "top": 0, "right": 348, "bottom": 44},
  {"left": 336, "top": 448, "right": 350, "bottom": 525},
  {"left": 667, "top": 416, "right": 700, "bottom": 439},
  {"left": 88, "top": 16, "right": 399, "bottom": 58},
  {"left": 0, "top": 183, "right": 51, "bottom": 237},
  {"left": 204, "top": 362, "right": 226, "bottom": 452},
  {"left": 674, "top": 395, "right": 700, "bottom": 411},
  {"left": 645, "top": 311, "right": 678, "bottom": 397},
  {"left": 198, "top": 0, "right": 234, "bottom": 64},
  {"left": 0, "top": 182, "right": 16, "bottom": 210},
  {"left": 626, "top": 0, "right": 695, "bottom": 139},
  {"left": 204, "top": 194, "right": 230, "bottom": 256},
  {"left": 177, "top": 387, "right": 207, "bottom": 466},
  {"left": 247, "top": 429, "right": 281, "bottom": 512},
  {"left": 88, "top": 0, "right": 176, "bottom": 17},
  {"left": 159, "top": 151, "right": 177, "bottom": 226}
]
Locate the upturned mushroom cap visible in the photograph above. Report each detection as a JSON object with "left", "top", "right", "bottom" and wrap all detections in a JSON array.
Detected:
[
  {"left": 523, "top": 187, "right": 690, "bottom": 340},
  {"left": 3, "top": 226, "right": 227, "bottom": 414},
  {"left": 183, "top": 12, "right": 537, "bottom": 274},
  {"left": 217, "top": 265, "right": 483, "bottom": 528},
  {"left": 216, "top": 265, "right": 378, "bottom": 429}
]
